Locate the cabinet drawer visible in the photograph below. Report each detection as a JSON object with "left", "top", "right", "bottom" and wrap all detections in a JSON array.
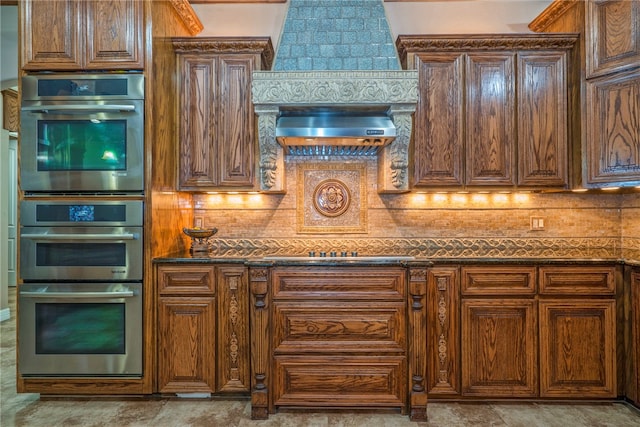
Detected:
[
  {"left": 461, "top": 266, "right": 536, "bottom": 296},
  {"left": 539, "top": 266, "right": 616, "bottom": 295},
  {"left": 157, "top": 265, "right": 216, "bottom": 295},
  {"left": 272, "top": 267, "right": 406, "bottom": 300},
  {"left": 273, "top": 301, "right": 406, "bottom": 354},
  {"left": 273, "top": 355, "right": 406, "bottom": 408}
]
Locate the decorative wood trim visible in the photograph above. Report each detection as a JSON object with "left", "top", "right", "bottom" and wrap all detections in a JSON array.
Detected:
[
  {"left": 169, "top": 0, "right": 204, "bottom": 36},
  {"left": 529, "top": 0, "right": 581, "bottom": 32},
  {"left": 172, "top": 37, "right": 274, "bottom": 69}
]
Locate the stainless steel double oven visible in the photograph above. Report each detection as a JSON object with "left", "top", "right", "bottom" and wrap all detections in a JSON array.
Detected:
[{"left": 19, "top": 73, "right": 145, "bottom": 377}]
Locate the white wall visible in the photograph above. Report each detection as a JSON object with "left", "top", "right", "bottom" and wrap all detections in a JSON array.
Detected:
[{"left": 192, "top": 0, "right": 553, "bottom": 49}]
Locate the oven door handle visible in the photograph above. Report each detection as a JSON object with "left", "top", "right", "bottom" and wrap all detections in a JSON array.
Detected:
[
  {"left": 22, "top": 104, "right": 136, "bottom": 113},
  {"left": 19, "top": 291, "right": 136, "bottom": 299},
  {"left": 21, "top": 233, "right": 140, "bottom": 240}
]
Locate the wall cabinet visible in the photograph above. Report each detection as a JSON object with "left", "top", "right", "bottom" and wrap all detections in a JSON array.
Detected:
[
  {"left": 173, "top": 38, "right": 273, "bottom": 191},
  {"left": 21, "top": 0, "right": 144, "bottom": 70},
  {"left": 530, "top": 0, "right": 640, "bottom": 188},
  {"left": 632, "top": 268, "right": 640, "bottom": 406},
  {"left": 156, "top": 264, "right": 250, "bottom": 395},
  {"left": 397, "top": 35, "right": 577, "bottom": 190}
]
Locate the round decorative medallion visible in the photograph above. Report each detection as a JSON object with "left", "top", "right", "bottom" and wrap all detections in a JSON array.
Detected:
[{"left": 313, "top": 179, "right": 351, "bottom": 217}]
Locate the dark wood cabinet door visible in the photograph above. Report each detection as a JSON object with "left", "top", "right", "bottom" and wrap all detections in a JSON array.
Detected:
[
  {"left": 157, "top": 297, "right": 216, "bottom": 394},
  {"left": 586, "top": 69, "right": 640, "bottom": 185},
  {"left": 414, "top": 53, "right": 464, "bottom": 186},
  {"left": 539, "top": 299, "right": 616, "bottom": 397},
  {"left": 461, "top": 299, "right": 538, "bottom": 397},
  {"left": 465, "top": 53, "right": 516, "bottom": 186},
  {"left": 517, "top": 51, "right": 569, "bottom": 187},
  {"left": 85, "top": 0, "right": 144, "bottom": 69},
  {"left": 22, "top": 0, "right": 144, "bottom": 70},
  {"left": 218, "top": 56, "right": 256, "bottom": 187},
  {"left": 586, "top": 0, "right": 640, "bottom": 78},
  {"left": 21, "top": 0, "right": 82, "bottom": 70},
  {"left": 178, "top": 55, "right": 219, "bottom": 189}
]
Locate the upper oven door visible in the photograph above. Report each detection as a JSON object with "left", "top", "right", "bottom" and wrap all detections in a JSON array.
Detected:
[
  {"left": 20, "top": 99, "right": 144, "bottom": 192},
  {"left": 20, "top": 226, "right": 143, "bottom": 281}
]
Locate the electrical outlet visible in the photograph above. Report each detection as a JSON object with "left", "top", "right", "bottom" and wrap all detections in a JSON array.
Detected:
[
  {"left": 530, "top": 216, "right": 545, "bottom": 231},
  {"left": 194, "top": 216, "right": 203, "bottom": 229}
]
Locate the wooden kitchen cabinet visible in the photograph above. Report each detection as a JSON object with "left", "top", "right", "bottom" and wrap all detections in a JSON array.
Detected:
[
  {"left": 530, "top": 0, "right": 640, "bottom": 188},
  {"left": 460, "top": 266, "right": 538, "bottom": 397},
  {"left": 585, "top": 69, "right": 640, "bottom": 185},
  {"left": 538, "top": 266, "right": 617, "bottom": 398},
  {"left": 264, "top": 266, "right": 411, "bottom": 413},
  {"left": 156, "top": 263, "right": 250, "bottom": 394},
  {"left": 586, "top": 0, "right": 640, "bottom": 79},
  {"left": 21, "top": 0, "right": 144, "bottom": 70},
  {"left": 173, "top": 38, "right": 274, "bottom": 191},
  {"left": 399, "top": 35, "right": 576, "bottom": 190}
]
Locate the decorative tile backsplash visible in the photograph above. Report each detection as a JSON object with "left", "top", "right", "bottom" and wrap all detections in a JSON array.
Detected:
[
  {"left": 192, "top": 159, "right": 640, "bottom": 261},
  {"left": 296, "top": 163, "right": 367, "bottom": 233}
]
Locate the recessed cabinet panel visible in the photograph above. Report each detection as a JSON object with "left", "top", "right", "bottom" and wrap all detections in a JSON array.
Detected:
[
  {"left": 85, "top": 0, "right": 144, "bottom": 69},
  {"left": 157, "top": 297, "right": 216, "bottom": 394},
  {"left": 218, "top": 57, "right": 255, "bottom": 187},
  {"left": 539, "top": 300, "right": 616, "bottom": 397},
  {"left": 273, "top": 356, "right": 406, "bottom": 408},
  {"left": 273, "top": 301, "right": 406, "bottom": 353},
  {"left": 586, "top": 69, "right": 640, "bottom": 185},
  {"left": 178, "top": 56, "right": 218, "bottom": 188},
  {"left": 465, "top": 53, "right": 516, "bottom": 186},
  {"left": 587, "top": 0, "right": 640, "bottom": 78},
  {"left": 517, "top": 52, "right": 568, "bottom": 187},
  {"left": 21, "top": 0, "right": 144, "bottom": 70},
  {"left": 21, "top": 0, "right": 82, "bottom": 69},
  {"left": 539, "top": 265, "right": 616, "bottom": 295},
  {"left": 461, "top": 266, "right": 537, "bottom": 296},
  {"left": 414, "top": 54, "right": 464, "bottom": 186},
  {"left": 462, "top": 299, "right": 538, "bottom": 397}
]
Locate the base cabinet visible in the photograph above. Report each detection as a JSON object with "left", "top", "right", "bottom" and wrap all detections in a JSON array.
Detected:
[
  {"left": 156, "top": 264, "right": 250, "bottom": 395},
  {"left": 539, "top": 300, "right": 616, "bottom": 397},
  {"left": 450, "top": 264, "right": 618, "bottom": 400}
]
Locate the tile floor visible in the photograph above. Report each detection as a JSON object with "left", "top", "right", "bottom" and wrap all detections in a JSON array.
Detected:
[{"left": 2, "top": 287, "right": 640, "bottom": 426}]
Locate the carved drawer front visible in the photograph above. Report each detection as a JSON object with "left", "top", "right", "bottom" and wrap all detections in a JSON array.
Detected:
[
  {"left": 272, "top": 267, "right": 406, "bottom": 300},
  {"left": 273, "top": 301, "right": 406, "bottom": 354},
  {"left": 461, "top": 266, "right": 537, "bottom": 296},
  {"left": 158, "top": 265, "right": 215, "bottom": 295},
  {"left": 273, "top": 355, "right": 406, "bottom": 408},
  {"left": 539, "top": 266, "right": 616, "bottom": 295}
]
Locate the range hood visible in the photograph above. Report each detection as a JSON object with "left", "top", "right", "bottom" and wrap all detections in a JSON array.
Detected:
[{"left": 275, "top": 107, "right": 396, "bottom": 156}]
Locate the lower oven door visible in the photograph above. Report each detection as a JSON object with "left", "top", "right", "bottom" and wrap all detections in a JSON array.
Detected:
[
  {"left": 20, "top": 226, "right": 142, "bottom": 281},
  {"left": 18, "top": 282, "right": 142, "bottom": 376}
]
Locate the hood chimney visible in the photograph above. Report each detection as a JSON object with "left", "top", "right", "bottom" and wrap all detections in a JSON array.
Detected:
[
  {"left": 273, "top": 0, "right": 401, "bottom": 71},
  {"left": 252, "top": 0, "right": 418, "bottom": 193}
]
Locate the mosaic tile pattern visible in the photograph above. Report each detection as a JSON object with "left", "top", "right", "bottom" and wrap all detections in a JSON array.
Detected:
[{"left": 272, "top": 0, "right": 400, "bottom": 71}]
